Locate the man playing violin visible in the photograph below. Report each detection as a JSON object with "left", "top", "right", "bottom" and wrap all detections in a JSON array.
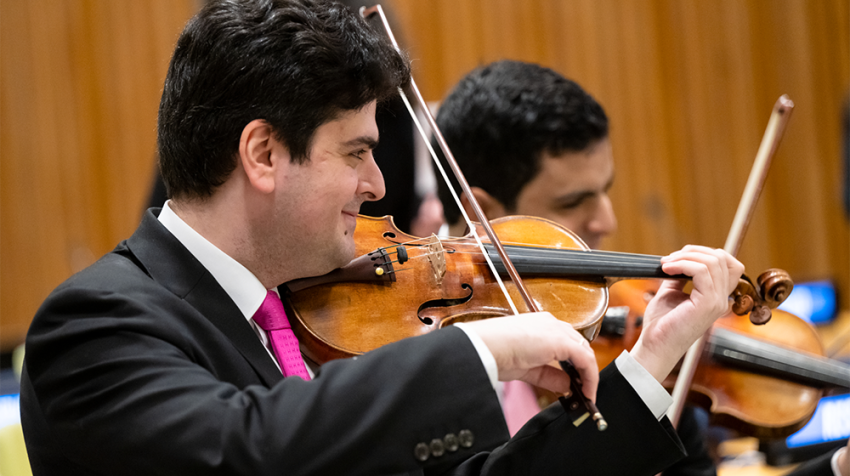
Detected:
[
  {"left": 434, "top": 60, "right": 848, "bottom": 476},
  {"left": 21, "top": 1, "right": 745, "bottom": 475}
]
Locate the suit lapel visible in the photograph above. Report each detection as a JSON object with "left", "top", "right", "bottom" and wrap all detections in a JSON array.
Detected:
[{"left": 126, "top": 209, "right": 284, "bottom": 387}]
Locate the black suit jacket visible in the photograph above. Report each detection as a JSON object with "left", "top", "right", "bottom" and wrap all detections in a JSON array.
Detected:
[{"left": 21, "top": 209, "right": 686, "bottom": 475}]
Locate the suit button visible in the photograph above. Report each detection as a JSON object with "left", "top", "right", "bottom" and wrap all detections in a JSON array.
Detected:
[
  {"left": 458, "top": 429, "right": 474, "bottom": 448},
  {"left": 430, "top": 438, "right": 445, "bottom": 457},
  {"left": 414, "top": 442, "right": 430, "bottom": 462},
  {"left": 444, "top": 433, "right": 459, "bottom": 452}
]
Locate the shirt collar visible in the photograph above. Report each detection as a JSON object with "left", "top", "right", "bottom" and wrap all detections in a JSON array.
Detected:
[{"left": 157, "top": 201, "right": 269, "bottom": 322}]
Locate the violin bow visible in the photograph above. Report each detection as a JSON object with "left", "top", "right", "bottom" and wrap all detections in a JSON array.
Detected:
[
  {"left": 668, "top": 95, "right": 795, "bottom": 427},
  {"left": 360, "top": 4, "right": 607, "bottom": 430}
]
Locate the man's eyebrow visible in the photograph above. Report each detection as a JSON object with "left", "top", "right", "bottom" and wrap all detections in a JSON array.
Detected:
[{"left": 343, "top": 136, "right": 379, "bottom": 149}]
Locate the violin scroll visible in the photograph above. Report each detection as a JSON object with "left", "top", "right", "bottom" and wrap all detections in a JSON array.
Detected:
[{"left": 730, "top": 269, "right": 793, "bottom": 325}]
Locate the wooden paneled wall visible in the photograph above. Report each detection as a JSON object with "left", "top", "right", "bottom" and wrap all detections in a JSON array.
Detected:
[
  {"left": 1, "top": 0, "right": 199, "bottom": 350},
  {"left": 1, "top": 0, "right": 848, "bottom": 351}
]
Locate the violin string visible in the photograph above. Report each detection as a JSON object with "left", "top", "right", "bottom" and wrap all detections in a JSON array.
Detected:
[
  {"left": 421, "top": 247, "right": 664, "bottom": 266},
  {"left": 383, "top": 268, "right": 412, "bottom": 275},
  {"left": 415, "top": 238, "right": 665, "bottom": 262},
  {"left": 372, "top": 244, "right": 665, "bottom": 270}
]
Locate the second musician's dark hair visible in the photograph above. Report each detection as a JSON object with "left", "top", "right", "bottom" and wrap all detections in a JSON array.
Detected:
[
  {"left": 158, "top": 0, "right": 410, "bottom": 200},
  {"left": 435, "top": 60, "right": 608, "bottom": 225}
]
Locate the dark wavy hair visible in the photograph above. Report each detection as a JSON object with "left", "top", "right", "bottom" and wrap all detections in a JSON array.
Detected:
[
  {"left": 158, "top": 0, "right": 410, "bottom": 200},
  {"left": 435, "top": 60, "right": 608, "bottom": 224}
]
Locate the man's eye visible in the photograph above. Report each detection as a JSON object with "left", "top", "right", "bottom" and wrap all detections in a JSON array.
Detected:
[
  {"left": 560, "top": 200, "right": 584, "bottom": 210},
  {"left": 351, "top": 149, "right": 367, "bottom": 160}
]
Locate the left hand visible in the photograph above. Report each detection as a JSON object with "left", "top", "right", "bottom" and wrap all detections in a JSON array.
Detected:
[{"left": 630, "top": 245, "right": 744, "bottom": 382}]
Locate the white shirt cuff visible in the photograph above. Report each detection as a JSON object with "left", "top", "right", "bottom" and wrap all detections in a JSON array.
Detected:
[
  {"left": 832, "top": 446, "right": 846, "bottom": 476},
  {"left": 453, "top": 322, "right": 500, "bottom": 391},
  {"left": 615, "top": 350, "right": 672, "bottom": 420}
]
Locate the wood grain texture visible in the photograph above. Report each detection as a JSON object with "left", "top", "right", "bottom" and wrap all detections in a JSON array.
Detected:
[{"left": 1, "top": 0, "right": 198, "bottom": 350}]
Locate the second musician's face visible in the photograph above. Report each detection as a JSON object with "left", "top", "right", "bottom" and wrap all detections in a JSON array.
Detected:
[{"left": 512, "top": 138, "right": 618, "bottom": 250}]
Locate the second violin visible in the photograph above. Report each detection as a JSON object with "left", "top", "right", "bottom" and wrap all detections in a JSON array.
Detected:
[{"left": 593, "top": 280, "right": 850, "bottom": 438}]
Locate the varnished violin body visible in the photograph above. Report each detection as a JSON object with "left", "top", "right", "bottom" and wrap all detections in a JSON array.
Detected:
[{"left": 285, "top": 215, "right": 609, "bottom": 364}]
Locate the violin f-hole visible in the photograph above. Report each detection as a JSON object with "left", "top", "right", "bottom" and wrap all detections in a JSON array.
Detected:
[{"left": 417, "top": 283, "right": 474, "bottom": 325}]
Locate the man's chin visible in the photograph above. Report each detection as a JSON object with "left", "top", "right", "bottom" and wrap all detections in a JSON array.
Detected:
[{"left": 334, "top": 238, "right": 357, "bottom": 268}]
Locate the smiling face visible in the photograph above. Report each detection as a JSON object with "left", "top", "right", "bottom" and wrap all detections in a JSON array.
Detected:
[
  {"left": 269, "top": 101, "right": 385, "bottom": 278},
  {"left": 511, "top": 138, "right": 618, "bottom": 250}
]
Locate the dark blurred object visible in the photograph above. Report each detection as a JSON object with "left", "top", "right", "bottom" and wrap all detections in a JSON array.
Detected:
[
  {"left": 761, "top": 438, "right": 845, "bottom": 466},
  {"left": 147, "top": 166, "right": 168, "bottom": 209},
  {"left": 358, "top": 95, "right": 417, "bottom": 232}
]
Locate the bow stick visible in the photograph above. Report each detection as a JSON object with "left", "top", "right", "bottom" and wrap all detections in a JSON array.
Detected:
[
  {"left": 668, "top": 95, "right": 795, "bottom": 427},
  {"left": 360, "top": 4, "right": 607, "bottom": 430}
]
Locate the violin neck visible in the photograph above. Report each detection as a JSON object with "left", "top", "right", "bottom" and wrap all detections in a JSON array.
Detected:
[
  {"left": 489, "top": 245, "right": 677, "bottom": 281},
  {"left": 707, "top": 327, "right": 850, "bottom": 389}
]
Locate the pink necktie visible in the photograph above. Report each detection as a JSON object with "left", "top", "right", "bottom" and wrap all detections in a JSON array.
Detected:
[
  {"left": 502, "top": 380, "right": 541, "bottom": 436},
  {"left": 252, "top": 290, "right": 311, "bottom": 380}
]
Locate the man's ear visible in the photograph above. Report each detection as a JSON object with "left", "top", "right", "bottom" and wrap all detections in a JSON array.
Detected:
[
  {"left": 239, "top": 119, "right": 285, "bottom": 194},
  {"left": 460, "top": 186, "right": 508, "bottom": 222}
]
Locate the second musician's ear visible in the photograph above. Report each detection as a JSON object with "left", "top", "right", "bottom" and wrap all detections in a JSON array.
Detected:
[{"left": 461, "top": 187, "right": 509, "bottom": 222}]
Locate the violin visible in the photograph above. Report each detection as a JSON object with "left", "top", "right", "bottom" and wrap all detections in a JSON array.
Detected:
[
  {"left": 591, "top": 280, "right": 850, "bottom": 438},
  {"left": 283, "top": 214, "right": 792, "bottom": 368}
]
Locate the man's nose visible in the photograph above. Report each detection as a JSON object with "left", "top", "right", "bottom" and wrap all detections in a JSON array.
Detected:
[
  {"left": 359, "top": 152, "right": 386, "bottom": 202},
  {"left": 589, "top": 194, "right": 618, "bottom": 236}
]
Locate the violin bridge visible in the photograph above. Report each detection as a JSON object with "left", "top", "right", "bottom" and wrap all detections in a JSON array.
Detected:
[{"left": 426, "top": 234, "right": 446, "bottom": 286}]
